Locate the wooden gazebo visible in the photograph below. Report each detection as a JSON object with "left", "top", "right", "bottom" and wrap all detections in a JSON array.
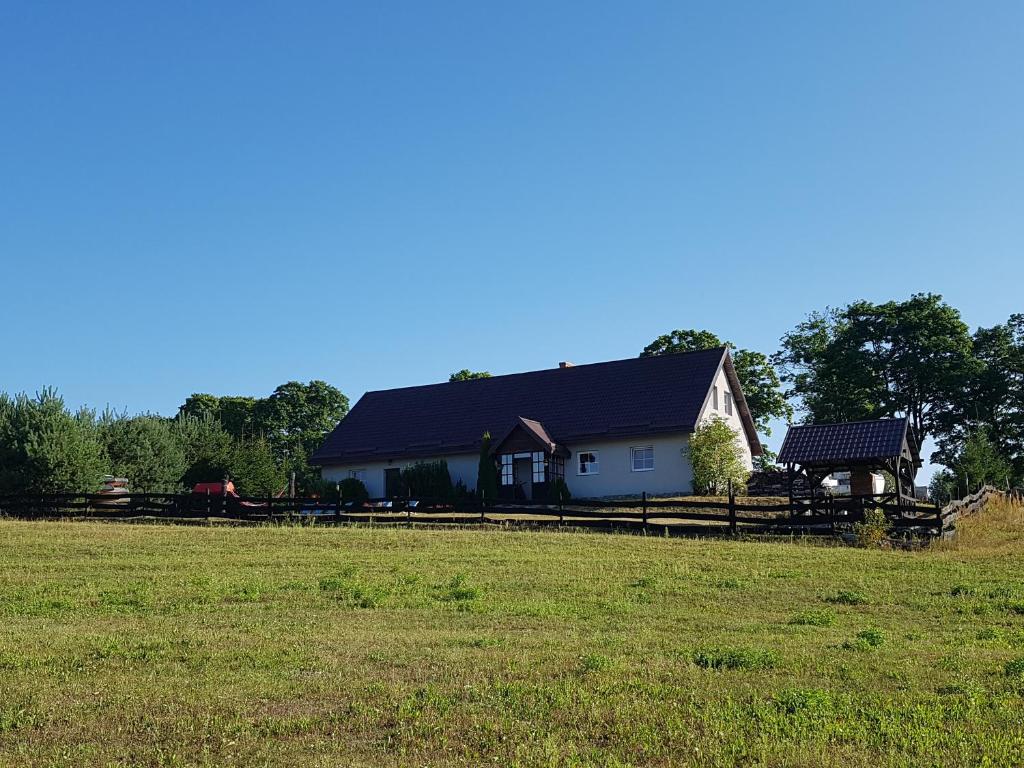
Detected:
[{"left": 777, "top": 417, "right": 922, "bottom": 515}]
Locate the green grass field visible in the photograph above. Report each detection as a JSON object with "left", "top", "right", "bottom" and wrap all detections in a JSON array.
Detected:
[{"left": 2, "top": 502, "right": 1024, "bottom": 767}]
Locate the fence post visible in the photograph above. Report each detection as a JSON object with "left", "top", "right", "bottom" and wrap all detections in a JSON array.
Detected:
[
  {"left": 206, "top": 488, "right": 211, "bottom": 519},
  {"left": 480, "top": 490, "right": 486, "bottom": 524},
  {"left": 405, "top": 496, "right": 411, "bottom": 527},
  {"left": 728, "top": 481, "right": 736, "bottom": 535},
  {"left": 642, "top": 491, "right": 648, "bottom": 534},
  {"left": 335, "top": 483, "right": 342, "bottom": 525}
]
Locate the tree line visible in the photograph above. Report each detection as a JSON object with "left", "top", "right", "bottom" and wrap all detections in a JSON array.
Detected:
[
  {"left": 0, "top": 381, "right": 348, "bottom": 496},
  {"left": 2, "top": 292, "right": 1018, "bottom": 499}
]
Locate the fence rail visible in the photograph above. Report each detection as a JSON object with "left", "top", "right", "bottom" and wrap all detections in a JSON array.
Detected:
[{"left": 0, "top": 486, "right": 999, "bottom": 540}]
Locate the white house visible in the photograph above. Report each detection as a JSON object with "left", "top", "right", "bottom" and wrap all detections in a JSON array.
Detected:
[{"left": 312, "top": 348, "right": 761, "bottom": 499}]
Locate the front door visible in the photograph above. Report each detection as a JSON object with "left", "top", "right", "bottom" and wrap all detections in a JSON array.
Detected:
[
  {"left": 384, "top": 468, "right": 402, "bottom": 498},
  {"left": 513, "top": 457, "right": 533, "bottom": 500}
]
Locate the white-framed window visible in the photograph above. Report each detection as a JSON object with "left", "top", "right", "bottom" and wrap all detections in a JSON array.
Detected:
[
  {"left": 724, "top": 390, "right": 734, "bottom": 416},
  {"left": 577, "top": 450, "right": 600, "bottom": 475},
  {"left": 500, "top": 454, "right": 513, "bottom": 486},
  {"left": 631, "top": 446, "right": 654, "bottom": 472},
  {"left": 712, "top": 386, "right": 719, "bottom": 410},
  {"left": 531, "top": 451, "right": 546, "bottom": 483}
]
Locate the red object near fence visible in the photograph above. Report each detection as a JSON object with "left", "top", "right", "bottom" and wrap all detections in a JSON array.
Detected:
[{"left": 191, "top": 481, "right": 238, "bottom": 497}]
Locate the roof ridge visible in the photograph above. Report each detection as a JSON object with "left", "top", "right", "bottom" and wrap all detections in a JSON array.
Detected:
[
  {"left": 360, "top": 347, "right": 728, "bottom": 396},
  {"left": 789, "top": 415, "right": 907, "bottom": 429}
]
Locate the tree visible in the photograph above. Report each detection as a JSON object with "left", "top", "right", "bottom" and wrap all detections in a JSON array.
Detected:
[
  {"left": 177, "top": 394, "right": 257, "bottom": 439},
  {"left": 450, "top": 370, "right": 492, "bottom": 382},
  {"left": 688, "top": 416, "right": 749, "bottom": 495},
  {"left": 928, "top": 469, "right": 957, "bottom": 505},
  {"left": 640, "top": 329, "right": 791, "bottom": 435},
  {"left": 476, "top": 431, "right": 499, "bottom": 500},
  {"left": 953, "top": 427, "right": 1011, "bottom": 493},
  {"left": 229, "top": 437, "right": 285, "bottom": 497},
  {"left": 175, "top": 414, "right": 235, "bottom": 490},
  {"left": 218, "top": 397, "right": 259, "bottom": 439},
  {"left": 177, "top": 394, "right": 220, "bottom": 423},
  {"left": 0, "top": 389, "right": 105, "bottom": 493},
  {"left": 99, "top": 413, "right": 185, "bottom": 492},
  {"left": 935, "top": 315, "right": 1024, "bottom": 480},
  {"left": 775, "top": 294, "right": 978, "bottom": 450},
  {"left": 641, "top": 329, "right": 724, "bottom": 357},
  {"left": 255, "top": 381, "right": 349, "bottom": 474},
  {"left": 753, "top": 448, "right": 778, "bottom": 472}
]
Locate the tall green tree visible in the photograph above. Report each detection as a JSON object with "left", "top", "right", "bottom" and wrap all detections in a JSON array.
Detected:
[
  {"left": 450, "top": 370, "right": 492, "bottom": 382},
  {"left": 774, "top": 294, "right": 978, "bottom": 449},
  {"left": 0, "top": 389, "right": 106, "bottom": 493},
  {"left": 177, "top": 394, "right": 258, "bottom": 438},
  {"left": 229, "top": 437, "right": 286, "bottom": 496},
  {"left": 952, "top": 427, "right": 1012, "bottom": 493},
  {"left": 773, "top": 308, "right": 881, "bottom": 425},
  {"left": 640, "top": 329, "right": 791, "bottom": 436},
  {"left": 935, "top": 315, "right": 1024, "bottom": 480},
  {"left": 100, "top": 413, "right": 185, "bottom": 492},
  {"left": 255, "top": 380, "right": 349, "bottom": 487},
  {"left": 177, "top": 394, "right": 220, "bottom": 423},
  {"left": 476, "top": 431, "right": 499, "bottom": 500},
  {"left": 175, "top": 414, "right": 236, "bottom": 490}
]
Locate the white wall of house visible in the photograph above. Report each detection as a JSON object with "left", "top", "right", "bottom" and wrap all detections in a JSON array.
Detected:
[
  {"left": 321, "top": 454, "right": 479, "bottom": 498},
  {"left": 562, "top": 434, "right": 693, "bottom": 497},
  {"left": 320, "top": 433, "right": 695, "bottom": 499},
  {"left": 695, "top": 365, "right": 754, "bottom": 470}
]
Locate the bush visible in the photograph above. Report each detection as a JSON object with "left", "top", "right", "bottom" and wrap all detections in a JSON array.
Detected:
[
  {"left": 688, "top": 416, "right": 750, "bottom": 495},
  {"left": 854, "top": 507, "right": 891, "bottom": 548},
  {"left": 339, "top": 477, "right": 369, "bottom": 504},
  {"left": 401, "top": 460, "right": 453, "bottom": 500}
]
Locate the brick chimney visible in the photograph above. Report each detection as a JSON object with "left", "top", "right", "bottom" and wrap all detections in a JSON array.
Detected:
[{"left": 559, "top": 361, "right": 574, "bottom": 369}]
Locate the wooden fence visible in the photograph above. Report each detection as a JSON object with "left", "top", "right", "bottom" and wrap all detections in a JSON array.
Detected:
[{"left": 0, "top": 486, "right": 981, "bottom": 540}]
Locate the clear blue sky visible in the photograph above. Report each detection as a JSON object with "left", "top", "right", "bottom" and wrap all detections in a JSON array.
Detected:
[{"left": 2, "top": 2, "right": 1021, "bottom": 476}]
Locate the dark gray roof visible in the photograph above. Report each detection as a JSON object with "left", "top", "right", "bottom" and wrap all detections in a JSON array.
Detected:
[
  {"left": 313, "top": 348, "right": 761, "bottom": 465},
  {"left": 777, "top": 417, "right": 919, "bottom": 465}
]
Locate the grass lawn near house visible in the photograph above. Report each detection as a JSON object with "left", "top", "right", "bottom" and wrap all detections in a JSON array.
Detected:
[{"left": 1, "top": 501, "right": 1023, "bottom": 767}]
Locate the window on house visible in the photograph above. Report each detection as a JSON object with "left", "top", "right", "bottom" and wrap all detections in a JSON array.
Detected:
[
  {"left": 631, "top": 446, "right": 654, "bottom": 472},
  {"left": 550, "top": 454, "right": 565, "bottom": 481},
  {"left": 531, "top": 451, "right": 546, "bottom": 483},
  {"left": 577, "top": 451, "right": 600, "bottom": 475},
  {"left": 725, "top": 390, "right": 734, "bottom": 416},
  {"left": 349, "top": 469, "right": 366, "bottom": 481},
  {"left": 500, "top": 454, "right": 513, "bottom": 486},
  {"left": 712, "top": 386, "right": 719, "bottom": 410}
]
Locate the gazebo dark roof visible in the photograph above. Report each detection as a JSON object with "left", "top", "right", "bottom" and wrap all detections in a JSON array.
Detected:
[{"left": 778, "top": 417, "right": 920, "bottom": 466}]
